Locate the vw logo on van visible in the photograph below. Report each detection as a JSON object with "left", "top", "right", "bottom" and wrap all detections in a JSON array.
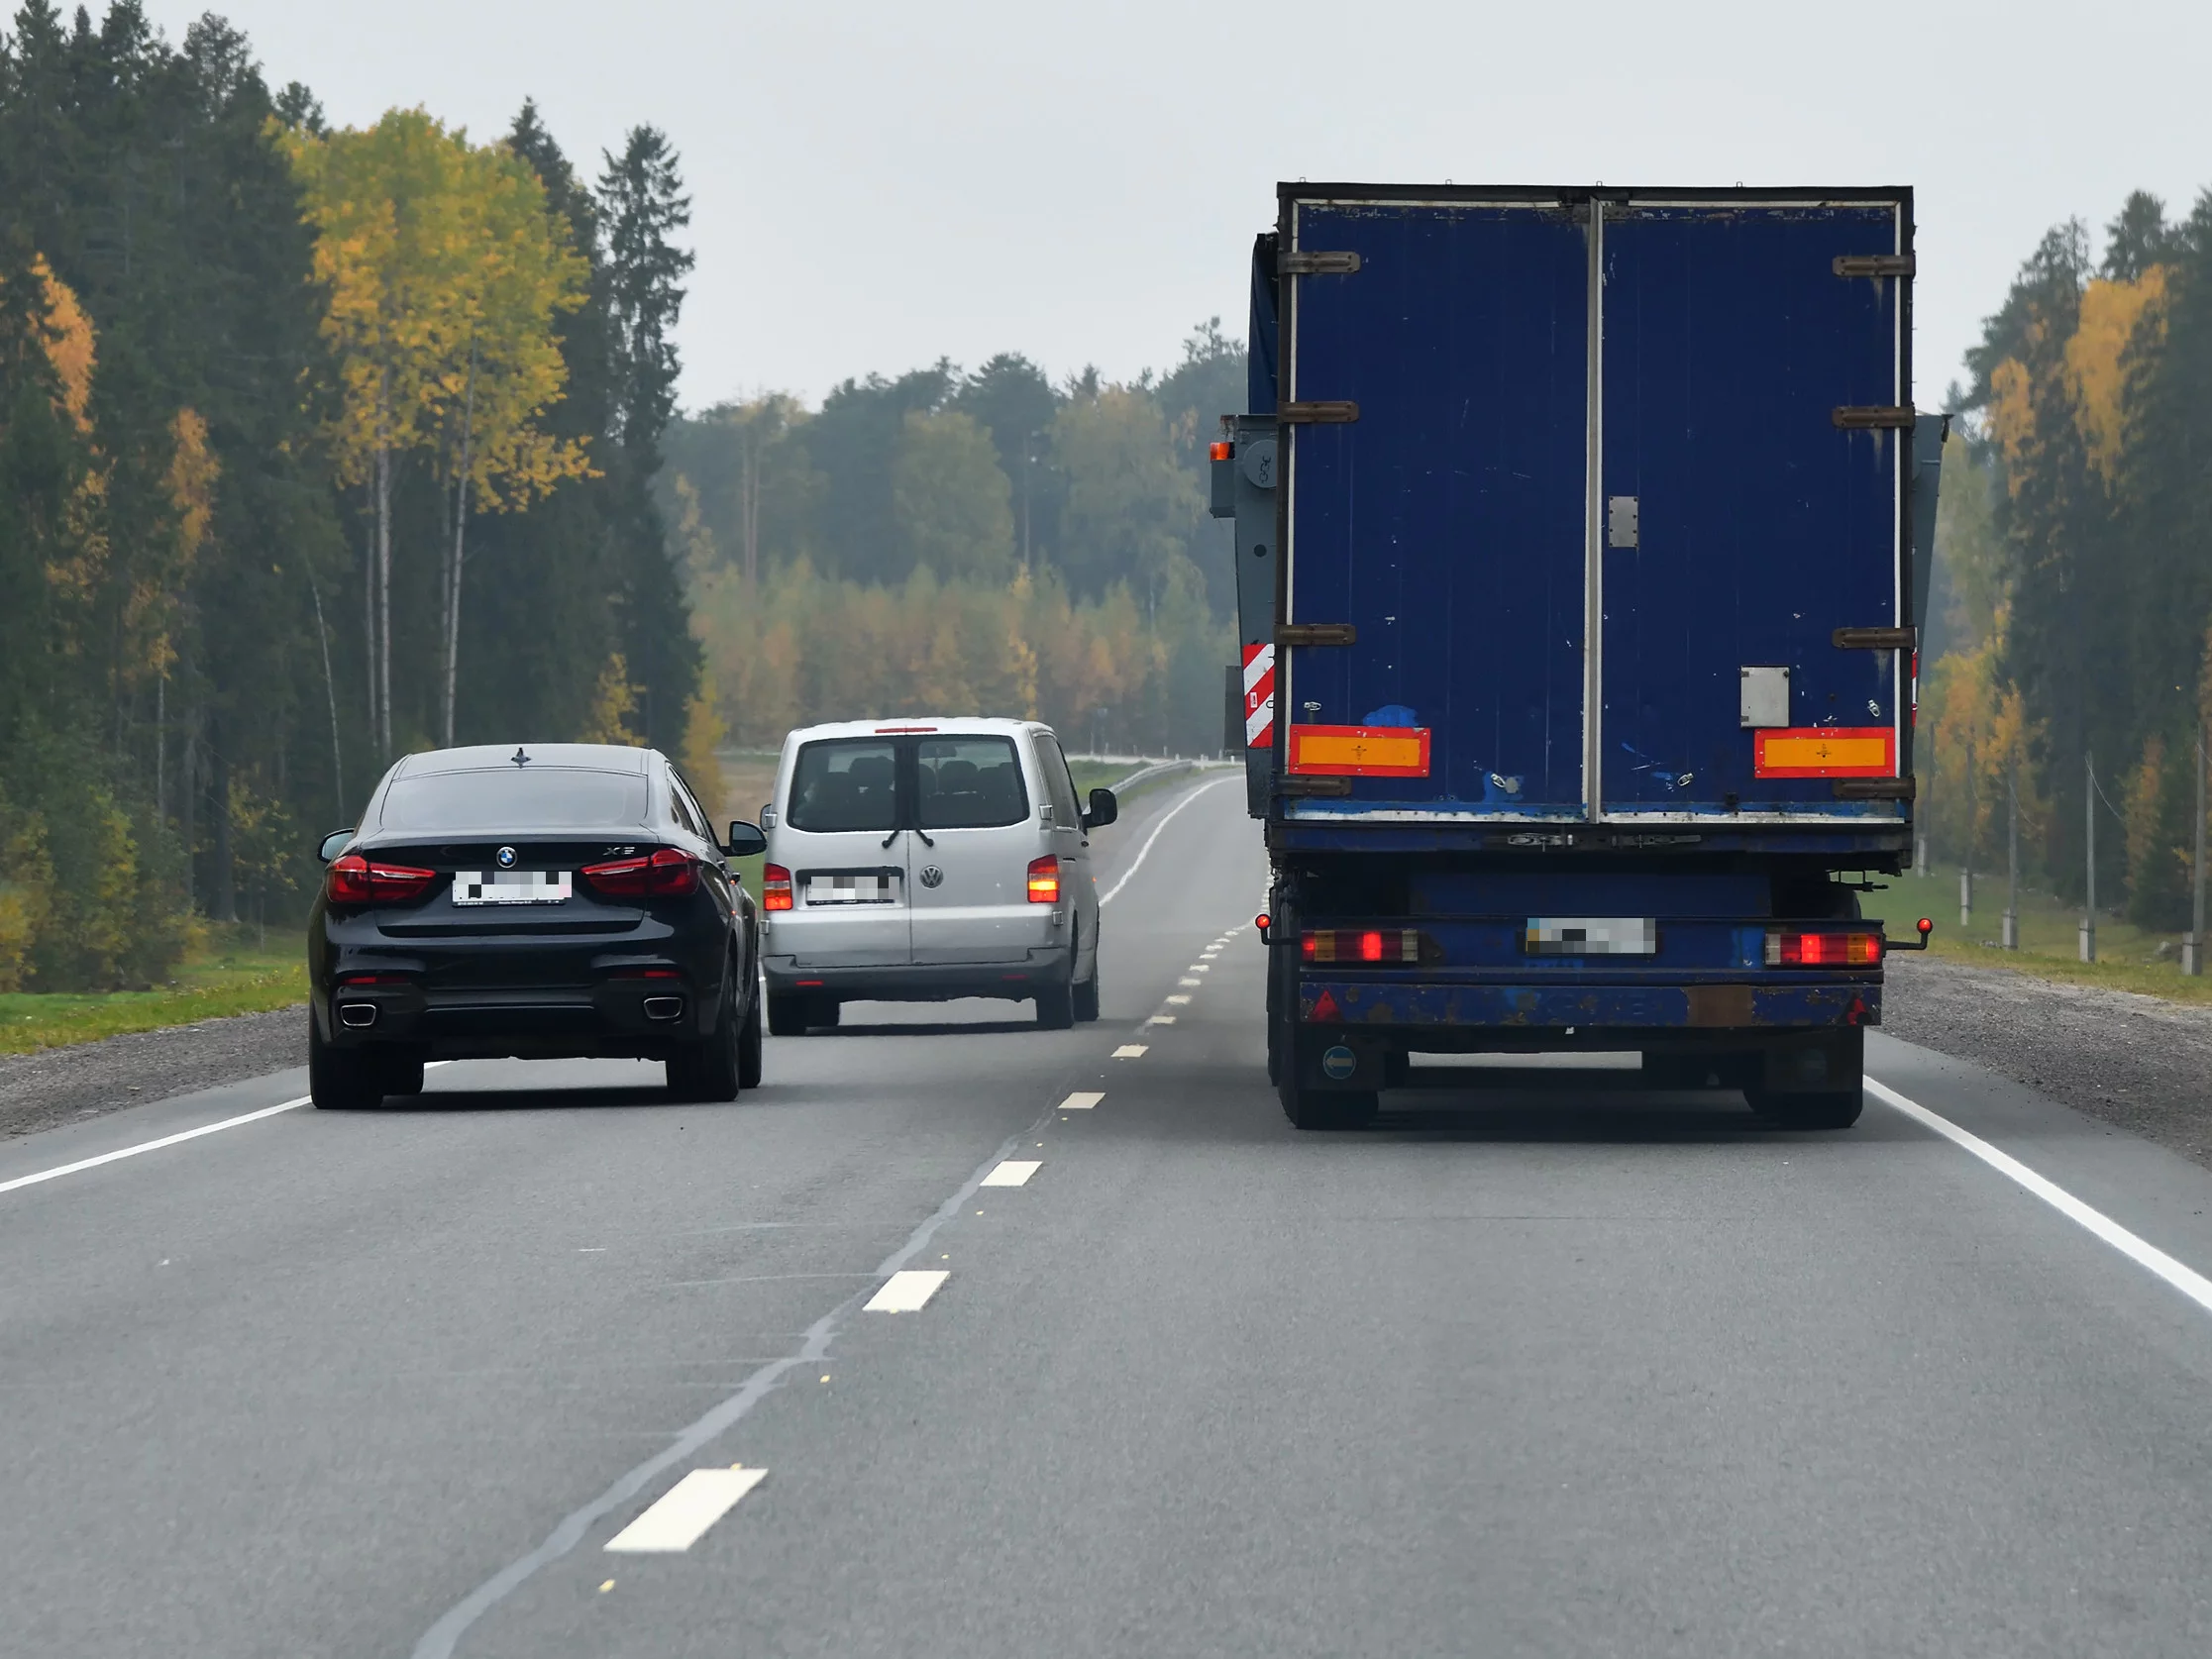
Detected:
[
  {"left": 495, "top": 845, "right": 518, "bottom": 870},
  {"left": 918, "top": 865, "right": 945, "bottom": 889}
]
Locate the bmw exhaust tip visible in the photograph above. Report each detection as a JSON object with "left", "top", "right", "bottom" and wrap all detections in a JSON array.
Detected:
[{"left": 642, "top": 995, "right": 685, "bottom": 1022}]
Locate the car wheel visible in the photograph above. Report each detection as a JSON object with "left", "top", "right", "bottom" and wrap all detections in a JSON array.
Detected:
[
  {"left": 309, "top": 1011, "right": 384, "bottom": 1110},
  {"left": 669, "top": 974, "right": 741, "bottom": 1101},
  {"left": 1035, "top": 981, "right": 1075, "bottom": 1030},
  {"left": 766, "top": 991, "right": 807, "bottom": 1037},
  {"left": 380, "top": 1049, "right": 427, "bottom": 1098},
  {"left": 736, "top": 985, "right": 765, "bottom": 1089}
]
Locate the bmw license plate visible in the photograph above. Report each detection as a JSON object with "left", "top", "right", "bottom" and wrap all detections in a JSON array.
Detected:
[{"left": 453, "top": 871, "right": 572, "bottom": 905}]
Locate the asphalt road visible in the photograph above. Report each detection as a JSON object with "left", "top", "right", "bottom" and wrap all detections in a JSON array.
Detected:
[{"left": 8, "top": 774, "right": 2212, "bottom": 1657}]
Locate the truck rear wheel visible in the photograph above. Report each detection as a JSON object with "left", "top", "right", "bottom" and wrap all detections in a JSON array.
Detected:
[
  {"left": 1748, "top": 1089, "right": 1864, "bottom": 1129},
  {"left": 1279, "top": 1030, "right": 1378, "bottom": 1130}
]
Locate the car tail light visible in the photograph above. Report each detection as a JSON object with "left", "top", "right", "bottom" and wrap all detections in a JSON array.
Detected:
[
  {"left": 338, "top": 972, "right": 413, "bottom": 985},
  {"left": 763, "top": 863, "right": 793, "bottom": 911},
  {"left": 1765, "top": 929, "right": 1882, "bottom": 967},
  {"left": 1303, "top": 928, "right": 1426, "bottom": 964},
  {"left": 325, "top": 855, "right": 438, "bottom": 905},
  {"left": 1027, "top": 855, "right": 1060, "bottom": 904},
  {"left": 581, "top": 847, "right": 699, "bottom": 898}
]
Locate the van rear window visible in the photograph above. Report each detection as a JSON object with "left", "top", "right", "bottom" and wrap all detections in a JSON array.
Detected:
[
  {"left": 918, "top": 736, "right": 1027, "bottom": 829},
  {"left": 788, "top": 740, "right": 899, "bottom": 832}
]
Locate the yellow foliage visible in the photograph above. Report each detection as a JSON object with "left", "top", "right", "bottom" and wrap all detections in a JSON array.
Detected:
[
  {"left": 1985, "top": 356, "right": 2036, "bottom": 498},
  {"left": 579, "top": 654, "right": 644, "bottom": 745},
  {"left": 680, "top": 669, "right": 729, "bottom": 817},
  {"left": 280, "top": 109, "right": 591, "bottom": 506},
  {"left": 31, "top": 255, "right": 95, "bottom": 433},
  {"left": 2065, "top": 268, "right": 2166, "bottom": 481},
  {"left": 165, "top": 407, "right": 219, "bottom": 564},
  {"left": 1922, "top": 626, "right": 2044, "bottom": 869}
]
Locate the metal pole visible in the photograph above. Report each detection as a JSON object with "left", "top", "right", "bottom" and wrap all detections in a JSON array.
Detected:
[
  {"left": 2081, "top": 750, "right": 2097, "bottom": 963},
  {"left": 2190, "top": 724, "right": 2207, "bottom": 976},
  {"left": 2003, "top": 763, "right": 2018, "bottom": 950}
]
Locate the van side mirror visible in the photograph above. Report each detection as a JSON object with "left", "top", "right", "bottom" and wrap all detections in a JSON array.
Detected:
[
  {"left": 316, "top": 828, "right": 356, "bottom": 865},
  {"left": 1082, "top": 788, "right": 1117, "bottom": 830},
  {"left": 724, "top": 821, "right": 768, "bottom": 859}
]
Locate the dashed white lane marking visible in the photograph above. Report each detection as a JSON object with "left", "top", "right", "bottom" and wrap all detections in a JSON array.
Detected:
[
  {"left": 1145, "top": 1015, "right": 1177, "bottom": 1026},
  {"left": 1867, "top": 1078, "right": 2212, "bottom": 1317},
  {"left": 864, "top": 1269, "right": 950, "bottom": 1312},
  {"left": 604, "top": 1467, "right": 766, "bottom": 1553},
  {"left": 1178, "top": 978, "right": 1203, "bottom": 986},
  {"left": 1060, "top": 1090, "right": 1106, "bottom": 1109},
  {"left": 1111, "top": 1045, "right": 1148, "bottom": 1059},
  {"left": 1098, "top": 776, "right": 1236, "bottom": 906},
  {"left": 1187, "top": 964, "right": 1210, "bottom": 973},
  {"left": 0, "top": 1095, "right": 308, "bottom": 1197},
  {"left": 1165, "top": 994, "right": 1193, "bottom": 1005},
  {"left": 982, "top": 1160, "right": 1040, "bottom": 1188}
]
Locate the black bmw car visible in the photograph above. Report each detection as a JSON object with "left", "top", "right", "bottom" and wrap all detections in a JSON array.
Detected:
[{"left": 307, "top": 743, "right": 767, "bottom": 1109}]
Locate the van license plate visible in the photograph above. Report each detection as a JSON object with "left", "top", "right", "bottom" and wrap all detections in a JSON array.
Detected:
[
  {"left": 453, "top": 872, "right": 572, "bottom": 905},
  {"left": 806, "top": 874, "right": 896, "bottom": 905}
]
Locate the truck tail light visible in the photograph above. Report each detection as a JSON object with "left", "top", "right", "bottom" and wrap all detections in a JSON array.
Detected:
[
  {"left": 325, "top": 855, "right": 438, "bottom": 905},
  {"left": 581, "top": 847, "right": 699, "bottom": 898},
  {"left": 1302, "top": 928, "right": 1426, "bottom": 964},
  {"left": 1765, "top": 929, "right": 1882, "bottom": 967},
  {"left": 763, "top": 863, "right": 793, "bottom": 911},
  {"left": 1027, "top": 855, "right": 1060, "bottom": 904}
]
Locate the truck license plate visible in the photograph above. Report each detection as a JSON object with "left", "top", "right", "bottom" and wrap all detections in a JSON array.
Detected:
[{"left": 1525, "top": 917, "right": 1656, "bottom": 956}]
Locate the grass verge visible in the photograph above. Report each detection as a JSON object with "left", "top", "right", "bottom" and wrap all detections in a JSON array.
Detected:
[
  {"left": 0, "top": 927, "right": 305, "bottom": 1057},
  {"left": 1877, "top": 862, "right": 2212, "bottom": 1007}
]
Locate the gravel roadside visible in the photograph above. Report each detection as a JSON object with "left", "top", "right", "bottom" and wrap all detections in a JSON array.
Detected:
[
  {"left": 1883, "top": 954, "right": 2212, "bottom": 1170},
  {"left": 0, "top": 1006, "right": 305, "bottom": 1144}
]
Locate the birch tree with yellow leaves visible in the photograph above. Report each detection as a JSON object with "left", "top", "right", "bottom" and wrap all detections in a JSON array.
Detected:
[{"left": 284, "top": 109, "right": 589, "bottom": 757}]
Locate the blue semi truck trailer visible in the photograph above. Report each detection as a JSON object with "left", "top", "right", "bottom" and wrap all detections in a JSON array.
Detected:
[{"left": 1215, "top": 183, "right": 1943, "bottom": 1131}]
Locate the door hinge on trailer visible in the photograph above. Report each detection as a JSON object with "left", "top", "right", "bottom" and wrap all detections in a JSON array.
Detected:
[
  {"left": 1280, "top": 251, "right": 1362, "bottom": 275},
  {"left": 1276, "top": 623, "right": 1357, "bottom": 648},
  {"left": 1278, "top": 400, "right": 1360, "bottom": 424},
  {"left": 1834, "top": 255, "right": 1916, "bottom": 278},
  {"left": 1833, "top": 626, "right": 1916, "bottom": 652},
  {"left": 1833, "top": 777, "right": 1916, "bottom": 801},
  {"left": 1833, "top": 405, "right": 1916, "bottom": 431}
]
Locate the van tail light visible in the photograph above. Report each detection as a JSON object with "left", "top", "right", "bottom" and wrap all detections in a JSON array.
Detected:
[
  {"left": 325, "top": 855, "right": 438, "bottom": 905},
  {"left": 763, "top": 863, "right": 793, "bottom": 911},
  {"left": 1765, "top": 929, "right": 1882, "bottom": 967},
  {"left": 1027, "top": 855, "right": 1060, "bottom": 904},
  {"left": 1302, "top": 928, "right": 1429, "bottom": 964},
  {"left": 581, "top": 847, "right": 699, "bottom": 898}
]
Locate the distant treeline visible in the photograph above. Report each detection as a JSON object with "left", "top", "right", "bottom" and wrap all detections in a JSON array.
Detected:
[
  {"left": 665, "top": 328, "right": 1245, "bottom": 755},
  {"left": 1923, "top": 188, "right": 2212, "bottom": 929},
  {"left": 0, "top": 3, "right": 703, "bottom": 989}
]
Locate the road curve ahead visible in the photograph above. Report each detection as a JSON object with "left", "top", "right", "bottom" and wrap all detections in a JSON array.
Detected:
[{"left": 7, "top": 774, "right": 2212, "bottom": 1657}]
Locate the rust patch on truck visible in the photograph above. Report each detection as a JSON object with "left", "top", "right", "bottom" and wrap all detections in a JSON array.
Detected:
[{"left": 1686, "top": 985, "right": 1756, "bottom": 1027}]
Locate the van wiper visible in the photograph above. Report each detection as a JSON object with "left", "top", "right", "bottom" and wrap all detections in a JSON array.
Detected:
[{"left": 880, "top": 825, "right": 934, "bottom": 849}]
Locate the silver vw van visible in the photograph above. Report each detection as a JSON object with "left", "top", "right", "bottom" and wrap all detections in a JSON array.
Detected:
[{"left": 759, "top": 719, "right": 1116, "bottom": 1032}]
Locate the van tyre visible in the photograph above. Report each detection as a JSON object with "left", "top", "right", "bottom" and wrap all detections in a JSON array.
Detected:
[
  {"left": 669, "top": 974, "right": 742, "bottom": 1101},
  {"left": 309, "top": 1012, "right": 383, "bottom": 1110},
  {"left": 1072, "top": 929, "right": 1100, "bottom": 1023},
  {"left": 1748, "top": 1089, "right": 1864, "bottom": 1130},
  {"left": 1035, "top": 981, "right": 1076, "bottom": 1030}
]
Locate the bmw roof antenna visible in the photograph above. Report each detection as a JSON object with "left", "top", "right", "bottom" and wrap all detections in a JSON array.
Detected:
[{"left": 511, "top": 745, "right": 530, "bottom": 767}]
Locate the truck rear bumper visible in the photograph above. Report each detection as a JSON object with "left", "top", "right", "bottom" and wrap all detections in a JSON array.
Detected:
[{"left": 1298, "top": 978, "right": 1875, "bottom": 1030}]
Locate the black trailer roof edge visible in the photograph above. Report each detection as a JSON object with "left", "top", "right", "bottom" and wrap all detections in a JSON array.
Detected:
[{"left": 1277, "top": 181, "right": 1910, "bottom": 208}]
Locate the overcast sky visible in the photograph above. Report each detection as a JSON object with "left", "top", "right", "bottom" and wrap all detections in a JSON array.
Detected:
[{"left": 142, "top": 1, "right": 2212, "bottom": 415}]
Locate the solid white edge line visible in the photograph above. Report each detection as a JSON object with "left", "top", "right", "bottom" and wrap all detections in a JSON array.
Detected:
[
  {"left": 1099, "top": 777, "right": 1235, "bottom": 907},
  {"left": 0, "top": 1095, "right": 310, "bottom": 1197},
  {"left": 603, "top": 1466, "right": 766, "bottom": 1553},
  {"left": 1866, "top": 1077, "right": 2212, "bottom": 1317}
]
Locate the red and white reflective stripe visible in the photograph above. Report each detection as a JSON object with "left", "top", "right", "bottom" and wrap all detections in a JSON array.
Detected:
[{"left": 1242, "top": 642, "right": 1276, "bottom": 748}]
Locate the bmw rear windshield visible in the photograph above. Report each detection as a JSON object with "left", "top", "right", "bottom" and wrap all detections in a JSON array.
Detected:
[{"left": 377, "top": 769, "right": 650, "bottom": 832}]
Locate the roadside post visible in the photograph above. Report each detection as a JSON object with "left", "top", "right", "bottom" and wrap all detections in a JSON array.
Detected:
[
  {"left": 2189, "top": 725, "right": 2206, "bottom": 976},
  {"left": 2081, "top": 751, "right": 2097, "bottom": 964},
  {"left": 2003, "top": 764, "right": 2019, "bottom": 950}
]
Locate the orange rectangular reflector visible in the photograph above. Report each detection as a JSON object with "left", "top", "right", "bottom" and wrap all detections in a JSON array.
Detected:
[
  {"left": 1286, "top": 724, "right": 1430, "bottom": 778},
  {"left": 1753, "top": 726, "right": 1896, "bottom": 778}
]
